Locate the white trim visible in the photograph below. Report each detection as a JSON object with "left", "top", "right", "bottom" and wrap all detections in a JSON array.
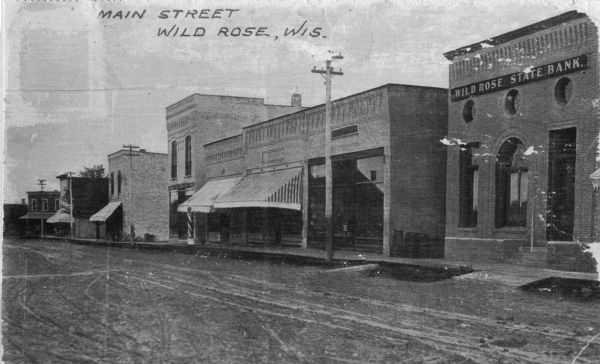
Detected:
[
  {"left": 445, "top": 237, "right": 514, "bottom": 242},
  {"left": 213, "top": 201, "right": 301, "bottom": 211}
]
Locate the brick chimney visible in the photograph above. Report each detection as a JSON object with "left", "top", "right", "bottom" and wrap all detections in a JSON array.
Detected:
[{"left": 291, "top": 92, "right": 302, "bottom": 107}]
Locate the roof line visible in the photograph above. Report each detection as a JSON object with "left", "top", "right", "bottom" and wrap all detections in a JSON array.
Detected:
[
  {"left": 242, "top": 83, "right": 446, "bottom": 130},
  {"left": 203, "top": 134, "right": 243, "bottom": 148},
  {"left": 443, "top": 11, "right": 588, "bottom": 60}
]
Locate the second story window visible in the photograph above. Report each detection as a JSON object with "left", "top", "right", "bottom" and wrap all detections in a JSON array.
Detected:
[
  {"left": 31, "top": 199, "right": 38, "bottom": 211},
  {"left": 117, "top": 171, "right": 122, "bottom": 195},
  {"left": 42, "top": 199, "right": 49, "bottom": 211},
  {"left": 55, "top": 198, "right": 60, "bottom": 211},
  {"left": 171, "top": 140, "right": 178, "bottom": 179},
  {"left": 110, "top": 172, "right": 114, "bottom": 195},
  {"left": 185, "top": 136, "right": 192, "bottom": 176}
]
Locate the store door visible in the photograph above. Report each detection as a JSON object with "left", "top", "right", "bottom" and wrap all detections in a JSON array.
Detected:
[{"left": 547, "top": 128, "right": 576, "bottom": 241}]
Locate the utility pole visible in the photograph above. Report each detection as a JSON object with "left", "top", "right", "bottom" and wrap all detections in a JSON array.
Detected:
[
  {"left": 123, "top": 144, "right": 139, "bottom": 241},
  {"left": 37, "top": 179, "right": 47, "bottom": 237},
  {"left": 65, "top": 171, "right": 75, "bottom": 238},
  {"left": 312, "top": 52, "right": 343, "bottom": 263}
]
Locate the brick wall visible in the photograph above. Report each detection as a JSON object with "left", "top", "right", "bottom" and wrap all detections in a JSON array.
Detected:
[
  {"left": 109, "top": 151, "right": 169, "bottom": 240},
  {"left": 388, "top": 85, "right": 448, "bottom": 257},
  {"left": 445, "top": 13, "right": 599, "bottom": 262},
  {"left": 167, "top": 94, "right": 303, "bottom": 189}
]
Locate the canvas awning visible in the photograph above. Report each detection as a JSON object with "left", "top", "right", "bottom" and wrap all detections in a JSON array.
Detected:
[
  {"left": 47, "top": 212, "right": 75, "bottom": 224},
  {"left": 90, "top": 201, "right": 122, "bottom": 222},
  {"left": 19, "top": 212, "right": 55, "bottom": 220},
  {"left": 213, "top": 167, "right": 302, "bottom": 211},
  {"left": 177, "top": 177, "right": 241, "bottom": 213}
]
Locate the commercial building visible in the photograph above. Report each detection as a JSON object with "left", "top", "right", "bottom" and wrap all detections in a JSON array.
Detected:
[
  {"left": 18, "top": 190, "right": 60, "bottom": 236},
  {"left": 166, "top": 93, "right": 304, "bottom": 239},
  {"left": 48, "top": 174, "right": 108, "bottom": 238},
  {"left": 4, "top": 201, "right": 28, "bottom": 237},
  {"left": 90, "top": 149, "right": 169, "bottom": 241},
  {"left": 179, "top": 84, "right": 448, "bottom": 257},
  {"left": 443, "top": 11, "right": 599, "bottom": 271}
]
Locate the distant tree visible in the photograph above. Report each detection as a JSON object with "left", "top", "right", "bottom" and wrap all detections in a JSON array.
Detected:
[{"left": 79, "top": 164, "right": 105, "bottom": 178}]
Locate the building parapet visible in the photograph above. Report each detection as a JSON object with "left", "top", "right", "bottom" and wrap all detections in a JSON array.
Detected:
[
  {"left": 243, "top": 86, "right": 391, "bottom": 148},
  {"left": 446, "top": 12, "right": 596, "bottom": 84}
]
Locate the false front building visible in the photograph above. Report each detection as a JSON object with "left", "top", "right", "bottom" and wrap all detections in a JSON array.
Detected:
[
  {"left": 90, "top": 149, "right": 168, "bottom": 241},
  {"left": 48, "top": 174, "right": 109, "bottom": 238},
  {"left": 19, "top": 190, "right": 61, "bottom": 236},
  {"left": 166, "top": 93, "right": 304, "bottom": 239},
  {"left": 179, "top": 84, "right": 448, "bottom": 257},
  {"left": 443, "top": 11, "right": 599, "bottom": 271}
]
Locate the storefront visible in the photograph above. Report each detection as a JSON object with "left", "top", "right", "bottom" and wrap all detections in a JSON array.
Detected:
[
  {"left": 183, "top": 84, "right": 448, "bottom": 257},
  {"left": 443, "top": 11, "right": 599, "bottom": 270},
  {"left": 308, "top": 149, "right": 384, "bottom": 252}
]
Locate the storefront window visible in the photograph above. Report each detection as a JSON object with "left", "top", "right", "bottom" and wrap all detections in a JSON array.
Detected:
[{"left": 309, "top": 153, "right": 384, "bottom": 244}]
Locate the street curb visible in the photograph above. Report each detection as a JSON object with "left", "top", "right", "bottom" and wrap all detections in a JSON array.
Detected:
[{"left": 42, "top": 236, "right": 473, "bottom": 275}]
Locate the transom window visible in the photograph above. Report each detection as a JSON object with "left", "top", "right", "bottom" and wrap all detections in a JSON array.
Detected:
[
  {"left": 504, "top": 89, "right": 520, "bottom": 115},
  {"left": 463, "top": 100, "right": 475, "bottom": 122},
  {"left": 555, "top": 77, "right": 573, "bottom": 104}
]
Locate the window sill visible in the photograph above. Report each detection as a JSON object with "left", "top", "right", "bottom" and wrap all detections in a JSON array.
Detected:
[{"left": 495, "top": 227, "right": 527, "bottom": 233}]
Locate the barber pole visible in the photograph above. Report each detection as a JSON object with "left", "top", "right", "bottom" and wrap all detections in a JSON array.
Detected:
[{"left": 187, "top": 207, "right": 194, "bottom": 245}]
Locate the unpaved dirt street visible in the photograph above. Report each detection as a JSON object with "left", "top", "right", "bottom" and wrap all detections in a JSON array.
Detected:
[{"left": 2, "top": 238, "right": 600, "bottom": 363}]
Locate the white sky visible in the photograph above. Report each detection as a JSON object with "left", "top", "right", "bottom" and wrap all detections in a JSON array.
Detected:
[{"left": 3, "top": 0, "right": 600, "bottom": 202}]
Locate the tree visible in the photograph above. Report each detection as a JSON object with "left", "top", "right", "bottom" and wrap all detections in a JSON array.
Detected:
[{"left": 79, "top": 164, "right": 105, "bottom": 178}]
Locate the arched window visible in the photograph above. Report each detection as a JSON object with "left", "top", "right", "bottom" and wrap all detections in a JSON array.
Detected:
[
  {"left": 110, "top": 172, "right": 114, "bottom": 195},
  {"left": 117, "top": 170, "right": 122, "bottom": 195},
  {"left": 495, "top": 138, "right": 528, "bottom": 227},
  {"left": 171, "top": 140, "right": 177, "bottom": 179},
  {"left": 185, "top": 135, "right": 192, "bottom": 176}
]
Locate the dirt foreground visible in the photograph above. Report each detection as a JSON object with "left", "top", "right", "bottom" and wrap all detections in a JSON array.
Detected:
[{"left": 2, "top": 238, "right": 599, "bottom": 363}]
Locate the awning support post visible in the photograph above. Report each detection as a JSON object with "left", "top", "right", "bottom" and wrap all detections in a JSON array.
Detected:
[{"left": 187, "top": 207, "right": 194, "bottom": 245}]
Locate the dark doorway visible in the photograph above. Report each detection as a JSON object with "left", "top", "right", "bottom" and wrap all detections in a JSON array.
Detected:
[{"left": 547, "top": 128, "right": 576, "bottom": 241}]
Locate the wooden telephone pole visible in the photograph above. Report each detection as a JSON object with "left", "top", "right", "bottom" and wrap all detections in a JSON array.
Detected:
[
  {"left": 37, "top": 179, "right": 47, "bottom": 237},
  {"left": 312, "top": 52, "right": 343, "bottom": 263}
]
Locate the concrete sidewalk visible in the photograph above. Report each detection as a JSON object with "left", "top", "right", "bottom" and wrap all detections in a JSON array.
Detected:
[{"left": 42, "top": 235, "right": 598, "bottom": 286}]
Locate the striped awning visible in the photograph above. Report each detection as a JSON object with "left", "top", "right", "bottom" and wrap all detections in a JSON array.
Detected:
[
  {"left": 213, "top": 167, "right": 302, "bottom": 211},
  {"left": 90, "top": 201, "right": 122, "bottom": 222},
  {"left": 47, "top": 212, "right": 75, "bottom": 224},
  {"left": 177, "top": 177, "right": 241, "bottom": 213},
  {"left": 19, "top": 212, "right": 55, "bottom": 220}
]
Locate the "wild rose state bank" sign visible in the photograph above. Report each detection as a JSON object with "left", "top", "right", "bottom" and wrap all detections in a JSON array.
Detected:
[{"left": 451, "top": 54, "right": 588, "bottom": 101}]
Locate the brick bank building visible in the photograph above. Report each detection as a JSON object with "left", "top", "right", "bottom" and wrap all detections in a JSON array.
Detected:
[
  {"left": 444, "top": 11, "right": 600, "bottom": 269},
  {"left": 179, "top": 84, "right": 448, "bottom": 256}
]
